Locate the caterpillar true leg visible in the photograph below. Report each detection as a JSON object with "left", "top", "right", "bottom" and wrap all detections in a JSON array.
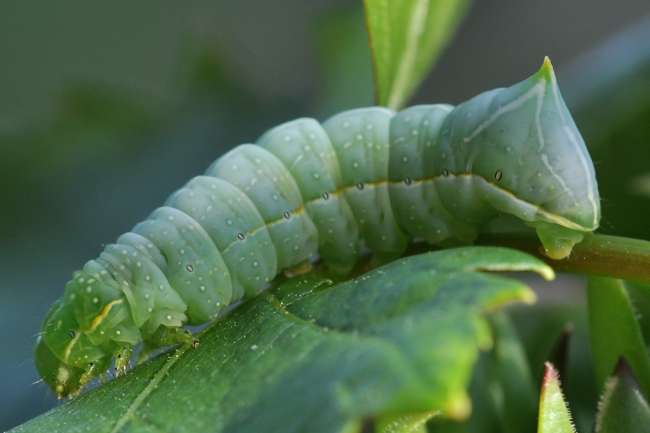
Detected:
[
  {"left": 70, "top": 364, "right": 98, "bottom": 400},
  {"left": 137, "top": 326, "right": 199, "bottom": 366},
  {"left": 114, "top": 346, "right": 133, "bottom": 377}
]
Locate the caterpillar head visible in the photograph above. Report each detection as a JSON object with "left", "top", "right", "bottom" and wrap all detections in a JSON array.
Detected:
[
  {"left": 35, "top": 299, "right": 109, "bottom": 398},
  {"left": 34, "top": 336, "right": 86, "bottom": 399}
]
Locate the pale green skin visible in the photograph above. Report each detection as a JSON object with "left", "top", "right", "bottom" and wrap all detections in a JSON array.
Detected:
[{"left": 35, "top": 59, "right": 600, "bottom": 397}]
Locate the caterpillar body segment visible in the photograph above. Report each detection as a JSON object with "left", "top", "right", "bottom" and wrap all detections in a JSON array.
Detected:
[
  {"left": 206, "top": 145, "right": 320, "bottom": 272},
  {"left": 388, "top": 103, "right": 478, "bottom": 244},
  {"left": 165, "top": 176, "right": 277, "bottom": 300},
  {"left": 323, "top": 107, "right": 409, "bottom": 261},
  {"left": 35, "top": 58, "right": 600, "bottom": 398},
  {"left": 257, "top": 118, "right": 361, "bottom": 274}
]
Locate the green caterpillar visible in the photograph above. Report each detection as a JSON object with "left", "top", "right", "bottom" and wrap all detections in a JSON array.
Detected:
[{"left": 35, "top": 58, "right": 600, "bottom": 398}]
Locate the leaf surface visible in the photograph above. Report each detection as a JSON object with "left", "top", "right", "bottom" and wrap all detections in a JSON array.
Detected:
[
  {"left": 587, "top": 277, "right": 650, "bottom": 399},
  {"left": 363, "top": 0, "right": 470, "bottom": 109},
  {"left": 427, "top": 312, "right": 537, "bottom": 433},
  {"left": 595, "top": 360, "right": 650, "bottom": 433},
  {"left": 13, "top": 247, "right": 551, "bottom": 433},
  {"left": 537, "top": 363, "right": 576, "bottom": 433},
  {"left": 488, "top": 313, "right": 537, "bottom": 433}
]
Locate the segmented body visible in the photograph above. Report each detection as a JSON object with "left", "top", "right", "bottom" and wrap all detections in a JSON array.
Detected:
[{"left": 36, "top": 58, "right": 600, "bottom": 397}]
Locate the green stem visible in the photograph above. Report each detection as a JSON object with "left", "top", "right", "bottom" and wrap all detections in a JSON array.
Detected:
[{"left": 478, "top": 233, "right": 650, "bottom": 283}]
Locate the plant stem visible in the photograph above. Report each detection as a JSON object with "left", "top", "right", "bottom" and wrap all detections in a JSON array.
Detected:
[{"left": 478, "top": 233, "right": 650, "bottom": 283}]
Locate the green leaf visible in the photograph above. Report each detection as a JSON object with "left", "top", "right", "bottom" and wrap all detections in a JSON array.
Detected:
[
  {"left": 314, "top": 5, "right": 374, "bottom": 115},
  {"left": 427, "top": 355, "right": 499, "bottom": 433},
  {"left": 595, "top": 359, "right": 650, "bottom": 433},
  {"left": 537, "top": 363, "right": 576, "bottom": 433},
  {"left": 626, "top": 282, "right": 650, "bottom": 347},
  {"left": 587, "top": 277, "right": 650, "bottom": 399},
  {"left": 509, "top": 303, "right": 598, "bottom": 433},
  {"left": 13, "top": 247, "right": 550, "bottom": 433},
  {"left": 488, "top": 313, "right": 537, "bottom": 433},
  {"left": 363, "top": 0, "right": 471, "bottom": 110},
  {"left": 508, "top": 304, "right": 576, "bottom": 380},
  {"left": 376, "top": 412, "right": 435, "bottom": 433},
  {"left": 428, "top": 313, "right": 537, "bottom": 433}
]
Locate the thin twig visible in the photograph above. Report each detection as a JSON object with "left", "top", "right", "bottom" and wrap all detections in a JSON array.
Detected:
[{"left": 478, "top": 233, "right": 650, "bottom": 283}]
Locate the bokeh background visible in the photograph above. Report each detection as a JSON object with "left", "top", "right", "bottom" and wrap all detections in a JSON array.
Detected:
[{"left": 2, "top": 0, "right": 650, "bottom": 430}]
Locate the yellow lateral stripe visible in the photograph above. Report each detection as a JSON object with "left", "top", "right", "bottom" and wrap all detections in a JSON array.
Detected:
[
  {"left": 220, "top": 178, "right": 395, "bottom": 254},
  {"left": 88, "top": 299, "right": 124, "bottom": 332},
  {"left": 220, "top": 171, "right": 591, "bottom": 256},
  {"left": 63, "top": 299, "right": 125, "bottom": 362},
  {"left": 62, "top": 332, "right": 81, "bottom": 363},
  {"left": 441, "top": 173, "right": 592, "bottom": 231},
  {"left": 62, "top": 299, "right": 124, "bottom": 363}
]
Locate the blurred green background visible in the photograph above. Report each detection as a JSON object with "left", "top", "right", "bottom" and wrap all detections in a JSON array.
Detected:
[{"left": 2, "top": 0, "right": 650, "bottom": 431}]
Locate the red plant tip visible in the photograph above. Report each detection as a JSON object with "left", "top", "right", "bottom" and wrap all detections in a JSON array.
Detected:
[
  {"left": 543, "top": 361, "right": 559, "bottom": 385},
  {"left": 614, "top": 357, "right": 632, "bottom": 377},
  {"left": 613, "top": 356, "right": 642, "bottom": 390}
]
